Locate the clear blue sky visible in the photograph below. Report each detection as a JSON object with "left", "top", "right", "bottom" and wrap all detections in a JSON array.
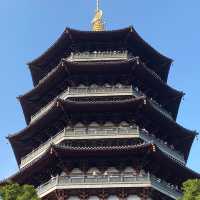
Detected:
[{"left": 0, "top": 0, "right": 199, "bottom": 180}]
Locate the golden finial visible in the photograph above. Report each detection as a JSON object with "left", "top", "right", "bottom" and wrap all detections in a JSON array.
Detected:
[{"left": 92, "top": 0, "right": 104, "bottom": 31}]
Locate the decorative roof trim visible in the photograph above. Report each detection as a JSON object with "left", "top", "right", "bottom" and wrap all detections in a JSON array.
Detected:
[
  {"left": 21, "top": 58, "right": 181, "bottom": 100},
  {"left": 9, "top": 97, "right": 197, "bottom": 140},
  {"left": 19, "top": 58, "right": 183, "bottom": 124},
  {"left": 2, "top": 143, "right": 199, "bottom": 186},
  {"left": 27, "top": 26, "right": 172, "bottom": 85},
  {"left": 27, "top": 27, "right": 131, "bottom": 67},
  {"left": 8, "top": 97, "right": 197, "bottom": 165}
]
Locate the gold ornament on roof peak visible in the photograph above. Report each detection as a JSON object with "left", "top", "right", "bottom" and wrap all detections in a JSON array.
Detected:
[{"left": 92, "top": 0, "right": 105, "bottom": 31}]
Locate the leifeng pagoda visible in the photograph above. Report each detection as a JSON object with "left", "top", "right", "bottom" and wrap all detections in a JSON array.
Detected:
[{"left": 2, "top": 1, "right": 200, "bottom": 199}]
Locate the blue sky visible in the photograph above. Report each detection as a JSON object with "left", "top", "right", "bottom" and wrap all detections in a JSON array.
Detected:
[{"left": 0, "top": 0, "right": 199, "bottom": 180}]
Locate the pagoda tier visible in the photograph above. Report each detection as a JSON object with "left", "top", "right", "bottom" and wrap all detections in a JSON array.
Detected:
[
  {"left": 28, "top": 27, "right": 172, "bottom": 86},
  {"left": 2, "top": 144, "right": 199, "bottom": 199},
  {"left": 3, "top": 19, "right": 199, "bottom": 200},
  {"left": 18, "top": 126, "right": 186, "bottom": 169},
  {"left": 8, "top": 98, "right": 196, "bottom": 165},
  {"left": 19, "top": 59, "right": 183, "bottom": 124}
]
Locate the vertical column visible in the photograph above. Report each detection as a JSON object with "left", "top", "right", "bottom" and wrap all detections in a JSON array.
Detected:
[
  {"left": 79, "top": 191, "right": 89, "bottom": 200},
  {"left": 118, "top": 189, "right": 128, "bottom": 200},
  {"left": 55, "top": 190, "right": 68, "bottom": 200},
  {"left": 98, "top": 189, "right": 109, "bottom": 200},
  {"left": 139, "top": 188, "right": 150, "bottom": 200}
]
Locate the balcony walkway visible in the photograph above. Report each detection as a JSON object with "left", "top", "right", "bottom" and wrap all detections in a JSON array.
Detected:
[
  {"left": 67, "top": 51, "right": 129, "bottom": 62},
  {"left": 20, "top": 126, "right": 185, "bottom": 169},
  {"left": 37, "top": 173, "right": 182, "bottom": 199},
  {"left": 31, "top": 86, "right": 173, "bottom": 122}
]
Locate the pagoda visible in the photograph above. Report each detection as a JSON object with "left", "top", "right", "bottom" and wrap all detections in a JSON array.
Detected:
[{"left": 2, "top": 1, "right": 200, "bottom": 199}]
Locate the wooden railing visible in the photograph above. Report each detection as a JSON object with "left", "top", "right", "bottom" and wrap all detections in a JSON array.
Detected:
[
  {"left": 20, "top": 126, "right": 185, "bottom": 169},
  {"left": 31, "top": 85, "right": 173, "bottom": 122},
  {"left": 67, "top": 51, "right": 129, "bottom": 62},
  {"left": 31, "top": 85, "right": 133, "bottom": 122},
  {"left": 36, "top": 173, "right": 182, "bottom": 199},
  {"left": 140, "top": 130, "right": 185, "bottom": 164},
  {"left": 20, "top": 126, "right": 139, "bottom": 168}
]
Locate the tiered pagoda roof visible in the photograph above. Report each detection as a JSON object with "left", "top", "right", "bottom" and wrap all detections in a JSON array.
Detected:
[
  {"left": 3, "top": 143, "right": 199, "bottom": 186},
  {"left": 19, "top": 58, "right": 183, "bottom": 124},
  {"left": 3, "top": 24, "right": 199, "bottom": 200},
  {"left": 9, "top": 98, "right": 196, "bottom": 164},
  {"left": 28, "top": 27, "right": 172, "bottom": 86}
]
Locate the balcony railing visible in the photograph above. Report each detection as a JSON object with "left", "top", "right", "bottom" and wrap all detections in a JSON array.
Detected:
[
  {"left": 20, "top": 126, "right": 139, "bottom": 168},
  {"left": 140, "top": 130, "right": 185, "bottom": 164},
  {"left": 150, "top": 99, "right": 173, "bottom": 121},
  {"left": 67, "top": 51, "right": 129, "bottom": 62},
  {"left": 30, "top": 85, "right": 133, "bottom": 122},
  {"left": 36, "top": 173, "right": 182, "bottom": 199},
  {"left": 20, "top": 126, "right": 185, "bottom": 169},
  {"left": 31, "top": 85, "right": 173, "bottom": 122}
]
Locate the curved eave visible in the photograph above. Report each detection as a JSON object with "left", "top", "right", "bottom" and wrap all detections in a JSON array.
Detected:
[
  {"left": 127, "top": 27, "right": 172, "bottom": 82},
  {"left": 166, "top": 94, "right": 183, "bottom": 120},
  {"left": 1, "top": 143, "right": 152, "bottom": 185},
  {"left": 20, "top": 59, "right": 183, "bottom": 124},
  {"left": 1, "top": 143, "right": 199, "bottom": 186},
  {"left": 133, "top": 59, "right": 183, "bottom": 120},
  {"left": 28, "top": 29, "right": 72, "bottom": 86},
  {"left": 28, "top": 27, "right": 130, "bottom": 85},
  {"left": 28, "top": 27, "right": 131, "bottom": 66},
  {"left": 8, "top": 98, "right": 196, "bottom": 165},
  {"left": 145, "top": 100, "right": 196, "bottom": 161},
  {"left": 28, "top": 26, "right": 172, "bottom": 85},
  {"left": 153, "top": 147, "right": 200, "bottom": 185},
  {"left": 8, "top": 100, "right": 62, "bottom": 164},
  {"left": 18, "top": 63, "right": 67, "bottom": 124}
]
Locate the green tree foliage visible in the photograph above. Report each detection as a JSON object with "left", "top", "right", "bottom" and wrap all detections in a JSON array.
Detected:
[
  {"left": 0, "top": 183, "right": 40, "bottom": 200},
  {"left": 180, "top": 179, "right": 200, "bottom": 200}
]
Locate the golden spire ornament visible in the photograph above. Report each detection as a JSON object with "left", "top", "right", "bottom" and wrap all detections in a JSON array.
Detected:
[{"left": 92, "top": 0, "right": 105, "bottom": 31}]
